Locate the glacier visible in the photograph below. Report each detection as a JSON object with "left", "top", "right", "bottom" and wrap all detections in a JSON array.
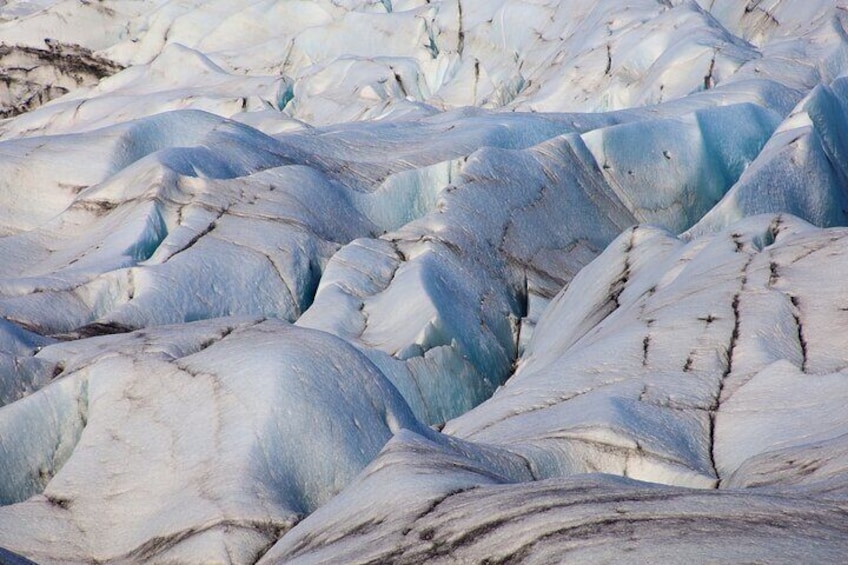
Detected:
[{"left": 0, "top": 0, "right": 848, "bottom": 563}]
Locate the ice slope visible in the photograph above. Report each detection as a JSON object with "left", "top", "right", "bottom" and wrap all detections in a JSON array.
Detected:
[
  {"left": 691, "top": 74, "right": 848, "bottom": 234},
  {"left": 0, "top": 110, "right": 373, "bottom": 335},
  {"left": 261, "top": 216, "right": 848, "bottom": 563},
  {"left": 0, "top": 318, "right": 424, "bottom": 562},
  {"left": 446, "top": 214, "right": 848, "bottom": 487},
  {"left": 0, "top": 97, "right": 777, "bottom": 423},
  {"left": 0, "top": 319, "right": 54, "bottom": 406},
  {"left": 263, "top": 434, "right": 848, "bottom": 564},
  {"left": 1, "top": 0, "right": 848, "bottom": 563}
]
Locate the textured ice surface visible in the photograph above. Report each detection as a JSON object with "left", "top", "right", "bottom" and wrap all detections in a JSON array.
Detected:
[
  {"left": 0, "top": 318, "right": 424, "bottom": 561},
  {"left": 446, "top": 215, "right": 848, "bottom": 486},
  {"left": 263, "top": 433, "right": 848, "bottom": 564},
  {"left": 259, "top": 215, "right": 848, "bottom": 563},
  {"left": 1, "top": 0, "right": 848, "bottom": 563}
]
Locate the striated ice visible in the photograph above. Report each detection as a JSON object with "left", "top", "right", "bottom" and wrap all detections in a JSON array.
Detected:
[
  {"left": 261, "top": 430, "right": 848, "bottom": 564},
  {"left": 0, "top": 319, "right": 423, "bottom": 562}
]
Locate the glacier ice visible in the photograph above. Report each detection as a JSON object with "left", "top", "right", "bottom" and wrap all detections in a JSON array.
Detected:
[
  {"left": 0, "top": 318, "right": 423, "bottom": 561},
  {"left": 260, "top": 214, "right": 848, "bottom": 563},
  {"left": 262, "top": 433, "right": 848, "bottom": 564},
  {"left": 1, "top": 0, "right": 848, "bottom": 563}
]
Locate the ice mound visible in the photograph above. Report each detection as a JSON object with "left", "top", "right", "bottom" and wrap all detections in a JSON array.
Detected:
[
  {"left": 264, "top": 436, "right": 848, "bottom": 564},
  {"left": 0, "top": 318, "right": 422, "bottom": 562}
]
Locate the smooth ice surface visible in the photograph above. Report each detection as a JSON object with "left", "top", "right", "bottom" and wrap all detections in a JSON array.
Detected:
[{"left": 1, "top": 0, "right": 848, "bottom": 562}]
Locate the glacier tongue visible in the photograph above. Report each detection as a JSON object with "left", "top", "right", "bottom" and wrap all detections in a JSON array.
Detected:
[{"left": 1, "top": 0, "right": 848, "bottom": 562}]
